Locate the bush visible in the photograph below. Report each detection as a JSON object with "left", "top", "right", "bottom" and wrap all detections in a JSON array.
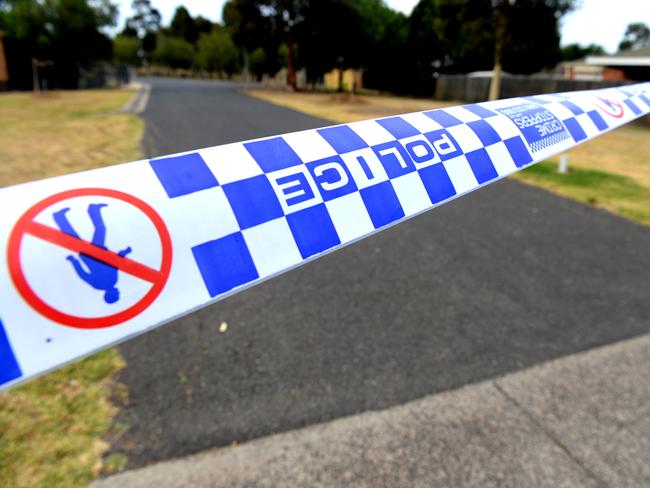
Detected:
[
  {"left": 152, "top": 35, "right": 194, "bottom": 69},
  {"left": 196, "top": 29, "right": 239, "bottom": 76},
  {"left": 113, "top": 36, "right": 140, "bottom": 65}
]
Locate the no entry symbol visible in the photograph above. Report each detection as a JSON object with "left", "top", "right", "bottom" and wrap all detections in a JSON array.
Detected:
[
  {"left": 7, "top": 188, "right": 172, "bottom": 329},
  {"left": 595, "top": 96, "right": 624, "bottom": 118}
]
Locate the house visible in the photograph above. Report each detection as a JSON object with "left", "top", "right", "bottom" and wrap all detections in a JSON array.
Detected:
[{"left": 586, "top": 47, "right": 650, "bottom": 81}]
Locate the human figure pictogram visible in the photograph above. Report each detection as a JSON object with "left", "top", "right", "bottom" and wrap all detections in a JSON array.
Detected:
[{"left": 53, "top": 203, "right": 132, "bottom": 304}]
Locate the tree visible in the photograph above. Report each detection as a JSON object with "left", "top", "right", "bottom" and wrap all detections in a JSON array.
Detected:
[
  {"left": 169, "top": 6, "right": 198, "bottom": 44},
  {"left": 297, "top": 0, "right": 363, "bottom": 89},
  {"left": 196, "top": 28, "right": 239, "bottom": 75},
  {"left": 560, "top": 43, "right": 605, "bottom": 61},
  {"left": 125, "top": 0, "right": 161, "bottom": 61},
  {"left": 223, "top": 0, "right": 278, "bottom": 77},
  {"left": 0, "top": 0, "right": 117, "bottom": 89},
  {"left": 125, "top": 0, "right": 160, "bottom": 37},
  {"left": 262, "top": 0, "right": 309, "bottom": 89},
  {"left": 408, "top": 0, "right": 493, "bottom": 95},
  {"left": 501, "top": 0, "right": 573, "bottom": 74},
  {"left": 356, "top": 0, "right": 409, "bottom": 93},
  {"left": 248, "top": 46, "right": 266, "bottom": 80},
  {"left": 113, "top": 35, "right": 140, "bottom": 65},
  {"left": 152, "top": 35, "right": 194, "bottom": 69},
  {"left": 618, "top": 22, "right": 650, "bottom": 51}
]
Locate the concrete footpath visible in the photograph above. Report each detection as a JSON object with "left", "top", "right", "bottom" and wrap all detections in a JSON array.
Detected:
[{"left": 94, "top": 333, "right": 650, "bottom": 488}]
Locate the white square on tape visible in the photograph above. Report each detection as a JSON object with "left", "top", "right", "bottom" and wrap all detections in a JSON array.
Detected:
[
  {"left": 346, "top": 120, "right": 396, "bottom": 146},
  {"left": 485, "top": 115, "right": 521, "bottom": 141},
  {"left": 443, "top": 155, "right": 479, "bottom": 195},
  {"left": 325, "top": 192, "right": 374, "bottom": 243},
  {"left": 243, "top": 218, "right": 302, "bottom": 278},
  {"left": 391, "top": 171, "right": 431, "bottom": 217},
  {"left": 398, "top": 112, "right": 444, "bottom": 133},
  {"left": 283, "top": 129, "right": 338, "bottom": 162},
  {"left": 162, "top": 186, "right": 239, "bottom": 246},
  {"left": 486, "top": 142, "right": 518, "bottom": 177},
  {"left": 447, "top": 124, "right": 483, "bottom": 153},
  {"left": 201, "top": 143, "right": 263, "bottom": 185},
  {"left": 576, "top": 113, "right": 600, "bottom": 139}
]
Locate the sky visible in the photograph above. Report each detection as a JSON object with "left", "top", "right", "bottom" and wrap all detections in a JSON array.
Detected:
[{"left": 113, "top": 0, "right": 650, "bottom": 54}]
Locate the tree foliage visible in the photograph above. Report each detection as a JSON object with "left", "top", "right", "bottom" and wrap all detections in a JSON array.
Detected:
[
  {"left": 196, "top": 28, "right": 240, "bottom": 74},
  {"left": 0, "top": 0, "right": 117, "bottom": 88},
  {"left": 152, "top": 35, "right": 194, "bottom": 69},
  {"left": 1, "top": 0, "right": 582, "bottom": 92},
  {"left": 168, "top": 6, "right": 213, "bottom": 45},
  {"left": 113, "top": 35, "right": 140, "bottom": 65},
  {"left": 560, "top": 43, "right": 605, "bottom": 61},
  {"left": 618, "top": 22, "right": 650, "bottom": 51}
]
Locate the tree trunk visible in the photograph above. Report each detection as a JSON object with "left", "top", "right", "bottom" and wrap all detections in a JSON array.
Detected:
[
  {"left": 286, "top": 30, "right": 297, "bottom": 90},
  {"left": 489, "top": 3, "right": 507, "bottom": 101}
]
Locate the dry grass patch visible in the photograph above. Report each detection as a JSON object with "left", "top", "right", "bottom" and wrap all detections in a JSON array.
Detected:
[
  {"left": 246, "top": 89, "right": 454, "bottom": 123},
  {"left": 540, "top": 124, "right": 650, "bottom": 188},
  {"left": 0, "top": 90, "right": 143, "bottom": 186},
  {"left": 0, "top": 89, "right": 142, "bottom": 487}
]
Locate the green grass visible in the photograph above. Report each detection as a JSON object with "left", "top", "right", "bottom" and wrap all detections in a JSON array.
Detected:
[
  {"left": 0, "top": 350, "right": 126, "bottom": 487},
  {"left": 0, "top": 89, "right": 142, "bottom": 487},
  {"left": 516, "top": 161, "right": 650, "bottom": 226}
]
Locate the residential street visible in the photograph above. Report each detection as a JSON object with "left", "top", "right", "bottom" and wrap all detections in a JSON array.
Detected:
[{"left": 108, "top": 77, "right": 650, "bottom": 470}]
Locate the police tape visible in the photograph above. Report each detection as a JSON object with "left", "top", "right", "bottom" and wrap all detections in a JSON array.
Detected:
[{"left": 1, "top": 83, "right": 649, "bottom": 389}]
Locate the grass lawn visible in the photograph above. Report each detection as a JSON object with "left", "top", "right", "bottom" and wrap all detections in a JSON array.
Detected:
[
  {"left": 0, "top": 89, "right": 143, "bottom": 487},
  {"left": 248, "top": 89, "right": 650, "bottom": 227},
  {"left": 0, "top": 90, "right": 142, "bottom": 186},
  {"left": 246, "top": 89, "right": 454, "bottom": 123}
]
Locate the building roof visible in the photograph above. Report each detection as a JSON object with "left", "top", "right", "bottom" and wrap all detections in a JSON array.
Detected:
[{"left": 586, "top": 47, "right": 650, "bottom": 67}]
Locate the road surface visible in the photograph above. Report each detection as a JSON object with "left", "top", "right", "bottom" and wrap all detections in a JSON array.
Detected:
[{"left": 108, "top": 77, "right": 650, "bottom": 468}]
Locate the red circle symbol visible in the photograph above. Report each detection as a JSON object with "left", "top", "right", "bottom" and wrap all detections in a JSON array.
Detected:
[
  {"left": 7, "top": 188, "right": 172, "bottom": 329},
  {"left": 595, "top": 97, "right": 624, "bottom": 118}
]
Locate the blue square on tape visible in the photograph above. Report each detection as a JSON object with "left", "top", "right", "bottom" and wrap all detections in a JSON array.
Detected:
[
  {"left": 223, "top": 175, "right": 284, "bottom": 229},
  {"left": 377, "top": 117, "right": 420, "bottom": 139},
  {"left": 286, "top": 204, "right": 341, "bottom": 258},
  {"left": 418, "top": 163, "right": 456, "bottom": 204},
  {"left": 424, "top": 109, "right": 462, "bottom": 127},
  {"left": 464, "top": 104, "right": 496, "bottom": 119},
  {"left": 467, "top": 119, "right": 501, "bottom": 147},
  {"left": 587, "top": 110, "right": 608, "bottom": 131},
  {"left": 318, "top": 125, "right": 368, "bottom": 153},
  {"left": 624, "top": 99, "right": 642, "bottom": 115},
  {"left": 192, "top": 233, "right": 259, "bottom": 297},
  {"left": 0, "top": 319, "right": 21, "bottom": 386},
  {"left": 504, "top": 137, "right": 533, "bottom": 167},
  {"left": 563, "top": 118, "right": 587, "bottom": 142},
  {"left": 466, "top": 148, "right": 498, "bottom": 184},
  {"left": 150, "top": 152, "right": 219, "bottom": 198},
  {"left": 244, "top": 137, "right": 303, "bottom": 173},
  {"left": 560, "top": 100, "right": 584, "bottom": 116},
  {"left": 360, "top": 181, "right": 405, "bottom": 229}
]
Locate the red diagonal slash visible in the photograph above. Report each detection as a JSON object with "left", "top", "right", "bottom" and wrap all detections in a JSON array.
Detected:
[{"left": 24, "top": 221, "right": 162, "bottom": 283}]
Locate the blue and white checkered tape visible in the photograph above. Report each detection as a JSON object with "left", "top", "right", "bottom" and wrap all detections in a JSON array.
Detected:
[{"left": 1, "top": 83, "right": 649, "bottom": 389}]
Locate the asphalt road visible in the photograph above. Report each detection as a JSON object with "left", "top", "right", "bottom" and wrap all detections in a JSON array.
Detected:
[{"left": 108, "top": 77, "right": 650, "bottom": 468}]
